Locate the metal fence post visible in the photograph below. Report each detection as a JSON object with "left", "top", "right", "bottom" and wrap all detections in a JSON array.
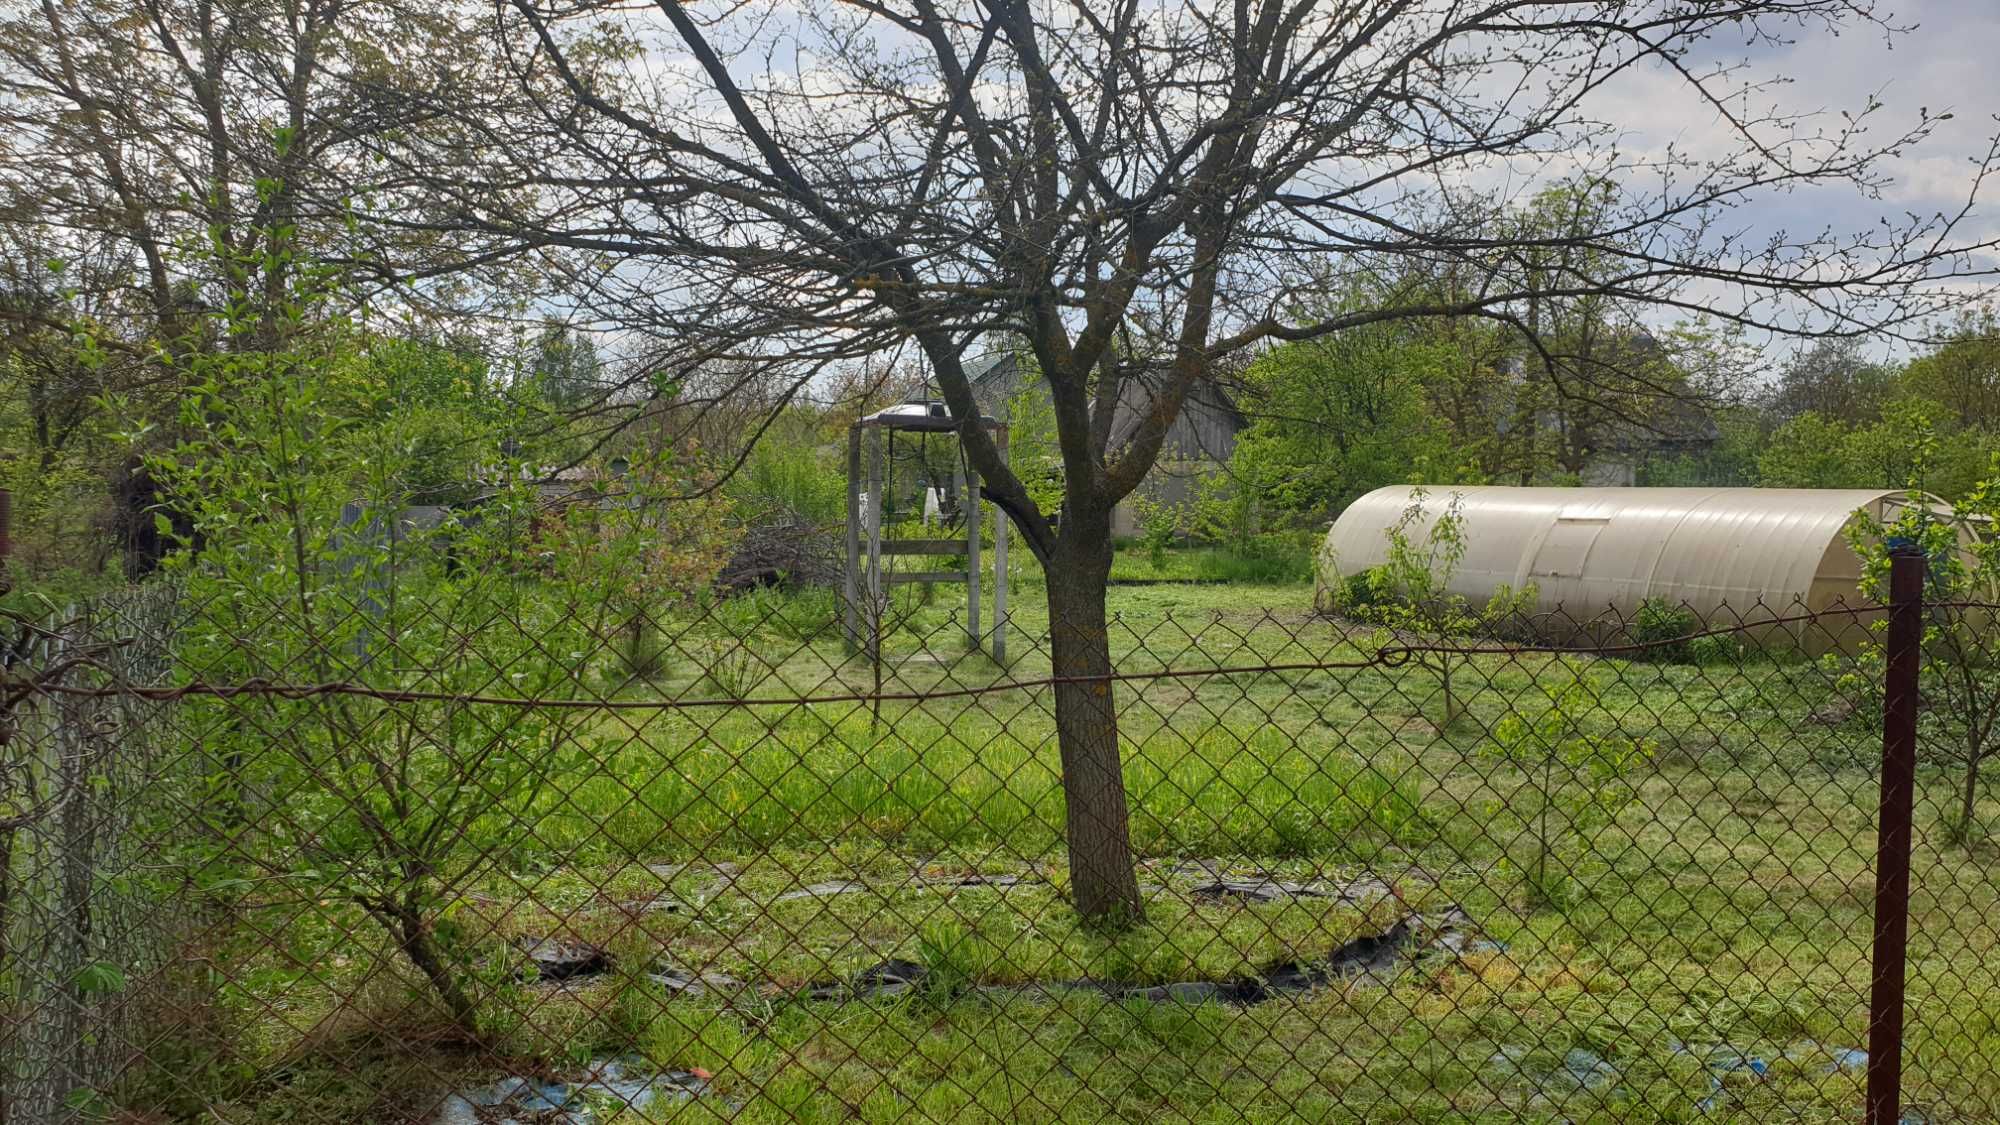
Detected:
[{"left": 1867, "top": 544, "right": 1924, "bottom": 1125}]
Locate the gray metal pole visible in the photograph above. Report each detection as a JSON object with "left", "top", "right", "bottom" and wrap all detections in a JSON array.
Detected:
[
  {"left": 962, "top": 457, "right": 980, "bottom": 650},
  {"left": 992, "top": 425, "right": 1008, "bottom": 664}
]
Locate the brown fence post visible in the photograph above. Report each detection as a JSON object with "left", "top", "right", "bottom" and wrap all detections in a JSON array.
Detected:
[{"left": 1866, "top": 543, "right": 1924, "bottom": 1125}]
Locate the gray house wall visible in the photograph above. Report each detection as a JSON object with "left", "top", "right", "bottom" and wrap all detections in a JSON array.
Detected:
[{"left": 969, "top": 354, "right": 1243, "bottom": 536}]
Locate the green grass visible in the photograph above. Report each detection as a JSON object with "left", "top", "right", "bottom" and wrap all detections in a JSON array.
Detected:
[
  {"left": 112, "top": 548, "right": 2000, "bottom": 1123},
  {"left": 1103, "top": 535, "right": 1320, "bottom": 584}
]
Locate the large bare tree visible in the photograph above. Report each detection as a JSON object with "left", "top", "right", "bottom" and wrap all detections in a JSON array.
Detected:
[{"left": 387, "top": 0, "right": 1996, "bottom": 926}]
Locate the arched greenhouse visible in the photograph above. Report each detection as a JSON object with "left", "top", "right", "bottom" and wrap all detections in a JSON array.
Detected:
[{"left": 1320, "top": 486, "right": 1948, "bottom": 650}]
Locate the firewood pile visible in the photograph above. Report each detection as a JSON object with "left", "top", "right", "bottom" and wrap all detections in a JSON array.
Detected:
[{"left": 716, "top": 509, "right": 842, "bottom": 592}]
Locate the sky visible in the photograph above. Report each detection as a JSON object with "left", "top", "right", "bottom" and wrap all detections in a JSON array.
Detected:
[
  {"left": 1402, "top": 0, "right": 2000, "bottom": 357},
  {"left": 585, "top": 0, "right": 2000, "bottom": 367},
  {"left": 1616, "top": 0, "right": 2000, "bottom": 287}
]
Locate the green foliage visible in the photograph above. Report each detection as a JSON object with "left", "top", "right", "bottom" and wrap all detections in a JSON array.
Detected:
[
  {"left": 1098, "top": 536, "right": 1314, "bottom": 584},
  {"left": 1218, "top": 533, "right": 1318, "bottom": 584},
  {"left": 1324, "top": 488, "right": 1535, "bottom": 725},
  {"left": 701, "top": 645, "right": 765, "bottom": 698},
  {"left": 73, "top": 960, "right": 127, "bottom": 995},
  {"left": 1900, "top": 307, "right": 2000, "bottom": 431},
  {"left": 1127, "top": 491, "right": 1183, "bottom": 571},
  {"left": 1002, "top": 356, "right": 1065, "bottom": 520},
  {"left": 699, "top": 634, "right": 770, "bottom": 699},
  {"left": 1686, "top": 632, "right": 1745, "bottom": 666},
  {"left": 1765, "top": 337, "right": 1898, "bottom": 427},
  {"left": 1214, "top": 285, "right": 1458, "bottom": 526},
  {"left": 1628, "top": 597, "right": 1698, "bottom": 663},
  {"left": 1843, "top": 456, "right": 2000, "bottom": 844},
  {"left": 1759, "top": 398, "right": 1997, "bottom": 500},
  {"left": 1219, "top": 230, "right": 1756, "bottom": 521},
  {"left": 714, "top": 584, "right": 841, "bottom": 642},
  {"left": 1333, "top": 565, "right": 1393, "bottom": 612},
  {"left": 735, "top": 436, "right": 846, "bottom": 525},
  {"left": 0, "top": 316, "right": 134, "bottom": 595},
  {"left": 528, "top": 318, "right": 604, "bottom": 408},
  {"left": 1637, "top": 403, "right": 1765, "bottom": 487},
  {"left": 1756, "top": 411, "right": 1860, "bottom": 489},
  {"left": 1380, "top": 488, "right": 1468, "bottom": 612},
  {"left": 610, "top": 619, "right": 676, "bottom": 685},
  {"left": 1481, "top": 667, "right": 1655, "bottom": 910},
  {"left": 148, "top": 259, "right": 657, "bottom": 1036}
]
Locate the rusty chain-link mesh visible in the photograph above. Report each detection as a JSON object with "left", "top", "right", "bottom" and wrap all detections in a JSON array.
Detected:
[{"left": 3, "top": 570, "right": 1995, "bottom": 1124}]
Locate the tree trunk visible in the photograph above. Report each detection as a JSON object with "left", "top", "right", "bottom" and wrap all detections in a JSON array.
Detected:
[
  {"left": 1960, "top": 745, "right": 1985, "bottom": 837},
  {"left": 377, "top": 899, "right": 483, "bottom": 1040},
  {"left": 1045, "top": 518, "right": 1144, "bottom": 929}
]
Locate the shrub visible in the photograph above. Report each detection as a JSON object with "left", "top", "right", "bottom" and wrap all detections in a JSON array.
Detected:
[
  {"left": 1223, "top": 533, "right": 1317, "bottom": 583},
  {"left": 1333, "top": 565, "right": 1392, "bottom": 614},
  {"left": 1687, "top": 632, "right": 1744, "bottom": 666},
  {"left": 1844, "top": 466, "right": 2000, "bottom": 846},
  {"left": 1481, "top": 667, "right": 1655, "bottom": 910},
  {"left": 157, "top": 306, "right": 633, "bottom": 1039},
  {"left": 1628, "top": 597, "right": 1698, "bottom": 662},
  {"left": 736, "top": 439, "right": 845, "bottom": 525},
  {"left": 1128, "top": 492, "right": 1182, "bottom": 571},
  {"left": 610, "top": 619, "right": 675, "bottom": 685},
  {"left": 700, "top": 636, "right": 768, "bottom": 698}
]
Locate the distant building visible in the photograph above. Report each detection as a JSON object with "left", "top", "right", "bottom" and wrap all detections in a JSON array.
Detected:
[
  {"left": 475, "top": 459, "right": 633, "bottom": 509},
  {"left": 969, "top": 353, "right": 1245, "bottom": 537},
  {"left": 1577, "top": 398, "right": 1722, "bottom": 486}
]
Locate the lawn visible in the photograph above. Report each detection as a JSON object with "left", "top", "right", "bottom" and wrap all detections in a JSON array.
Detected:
[{"left": 114, "top": 547, "right": 2000, "bottom": 1123}]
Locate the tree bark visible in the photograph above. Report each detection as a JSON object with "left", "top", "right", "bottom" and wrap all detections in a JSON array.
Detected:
[
  {"left": 1960, "top": 743, "right": 1984, "bottom": 836},
  {"left": 1045, "top": 509, "right": 1143, "bottom": 928},
  {"left": 371, "top": 898, "right": 483, "bottom": 1040}
]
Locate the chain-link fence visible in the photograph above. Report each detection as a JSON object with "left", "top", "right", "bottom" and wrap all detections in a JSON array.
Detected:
[
  {"left": 3, "top": 582, "right": 185, "bottom": 1124},
  {"left": 2, "top": 549, "right": 1995, "bottom": 1124}
]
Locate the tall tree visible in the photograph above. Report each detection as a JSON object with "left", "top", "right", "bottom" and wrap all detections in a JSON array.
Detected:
[
  {"left": 1497, "top": 182, "right": 1742, "bottom": 484},
  {"left": 0, "top": 0, "right": 512, "bottom": 570},
  {"left": 0, "top": 0, "right": 476, "bottom": 335},
  {"left": 1763, "top": 338, "right": 1899, "bottom": 426},
  {"left": 391, "top": 0, "right": 1996, "bottom": 927},
  {"left": 530, "top": 319, "right": 607, "bottom": 409},
  {"left": 1902, "top": 308, "right": 2000, "bottom": 431}
]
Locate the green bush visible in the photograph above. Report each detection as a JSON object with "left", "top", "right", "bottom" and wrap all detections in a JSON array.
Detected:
[
  {"left": 1158, "top": 532, "right": 1317, "bottom": 584},
  {"left": 1224, "top": 533, "right": 1317, "bottom": 583},
  {"left": 1128, "top": 492, "right": 1181, "bottom": 571},
  {"left": 1628, "top": 597, "right": 1698, "bottom": 662},
  {"left": 1337, "top": 565, "right": 1392, "bottom": 613},
  {"left": 1687, "top": 632, "right": 1744, "bottom": 666},
  {"left": 736, "top": 439, "right": 845, "bottom": 525},
  {"left": 611, "top": 620, "right": 675, "bottom": 684}
]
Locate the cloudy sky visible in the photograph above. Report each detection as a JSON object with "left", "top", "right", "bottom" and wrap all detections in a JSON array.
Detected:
[
  {"left": 595, "top": 0, "right": 2000, "bottom": 363},
  {"left": 1623, "top": 0, "right": 1999, "bottom": 278},
  {"left": 1435, "top": 0, "right": 2000, "bottom": 354}
]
